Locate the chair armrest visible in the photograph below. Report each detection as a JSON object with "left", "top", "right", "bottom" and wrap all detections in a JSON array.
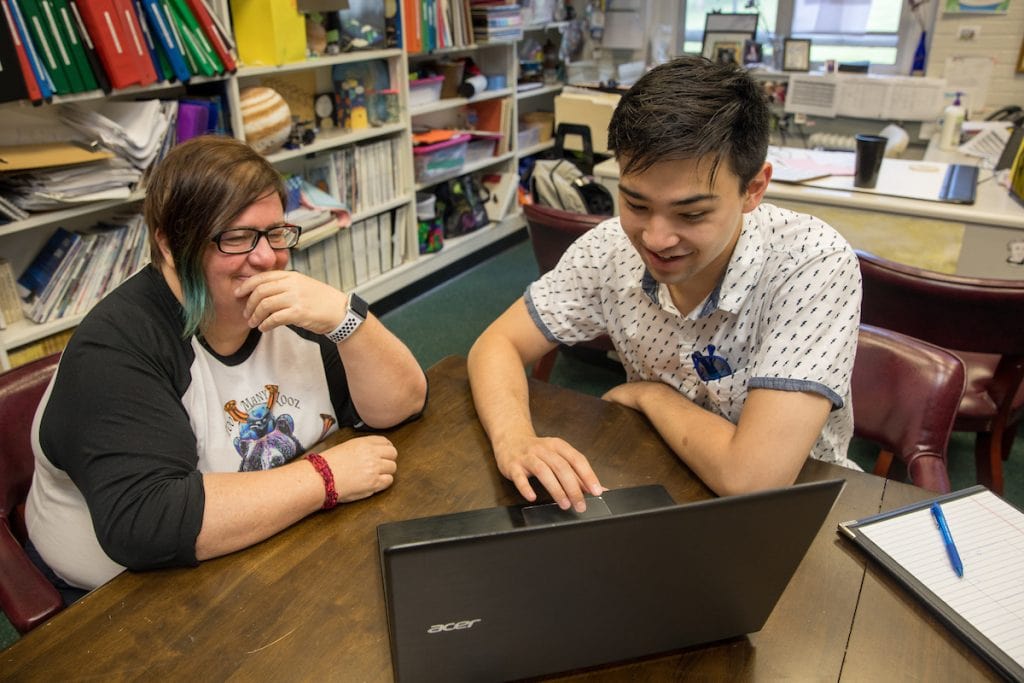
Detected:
[
  {"left": 0, "top": 522, "right": 62, "bottom": 633},
  {"left": 906, "top": 452, "right": 953, "bottom": 494}
]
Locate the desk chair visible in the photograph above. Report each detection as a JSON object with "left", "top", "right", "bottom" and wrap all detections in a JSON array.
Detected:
[
  {"left": 523, "top": 203, "right": 615, "bottom": 381},
  {"left": 857, "top": 250, "right": 1024, "bottom": 495},
  {"left": 853, "top": 325, "right": 965, "bottom": 493},
  {"left": 0, "top": 353, "right": 62, "bottom": 633}
]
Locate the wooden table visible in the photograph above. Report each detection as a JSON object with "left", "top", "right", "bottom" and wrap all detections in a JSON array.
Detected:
[{"left": 1, "top": 357, "right": 1000, "bottom": 681}]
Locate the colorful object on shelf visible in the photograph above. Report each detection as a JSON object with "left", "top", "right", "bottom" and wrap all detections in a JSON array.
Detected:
[
  {"left": 408, "top": 75, "right": 445, "bottom": 107},
  {"left": 417, "top": 217, "right": 444, "bottom": 253},
  {"left": 229, "top": 0, "right": 306, "bottom": 66},
  {"left": 368, "top": 89, "right": 400, "bottom": 126},
  {"left": 240, "top": 87, "right": 292, "bottom": 155},
  {"left": 336, "top": 77, "right": 369, "bottom": 130},
  {"left": 412, "top": 132, "right": 471, "bottom": 184}
]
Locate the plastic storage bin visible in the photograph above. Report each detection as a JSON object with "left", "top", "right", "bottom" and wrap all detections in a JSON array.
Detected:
[
  {"left": 517, "top": 125, "right": 541, "bottom": 150},
  {"left": 413, "top": 133, "right": 471, "bottom": 183},
  {"left": 409, "top": 75, "right": 445, "bottom": 107},
  {"left": 465, "top": 132, "right": 502, "bottom": 164}
]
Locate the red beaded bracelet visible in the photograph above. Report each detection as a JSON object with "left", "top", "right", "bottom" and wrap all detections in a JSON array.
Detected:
[{"left": 306, "top": 452, "right": 338, "bottom": 510}]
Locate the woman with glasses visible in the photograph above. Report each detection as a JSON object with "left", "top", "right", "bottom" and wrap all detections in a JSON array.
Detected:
[{"left": 25, "top": 135, "right": 428, "bottom": 599}]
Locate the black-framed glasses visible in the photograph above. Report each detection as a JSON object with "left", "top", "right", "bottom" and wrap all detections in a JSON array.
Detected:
[{"left": 210, "top": 224, "right": 302, "bottom": 254}]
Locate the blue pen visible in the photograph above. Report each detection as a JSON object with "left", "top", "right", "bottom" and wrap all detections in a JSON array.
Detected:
[{"left": 931, "top": 502, "right": 964, "bottom": 578}]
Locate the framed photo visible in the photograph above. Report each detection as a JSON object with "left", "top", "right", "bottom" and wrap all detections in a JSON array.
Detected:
[
  {"left": 703, "top": 12, "right": 758, "bottom": 36},
  {"left": 783, "top": 38, "right": 812, "bottom": 72},
  {"left": 742, "top": 39, "right": 763, "bottom": 66},
  {"left": 702, "top": 31, "right": 756, "bottom": 61},
  {"left": 713, "top": 41, "right": 741, "bottom": 66},
  {"left": 1017, "top": 34, "right": 1024, "bottom": 74}
]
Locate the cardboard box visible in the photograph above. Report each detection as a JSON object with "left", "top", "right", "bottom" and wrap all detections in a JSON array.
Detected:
[
  {"left": 230, "top": 0, "right": 307, "bottom": 66},
  {"left": 554, "top": 89, "right": 622, "bottom": 155},
  {"left": 521, "top": 111, "right": 554, "bottom": 141}
]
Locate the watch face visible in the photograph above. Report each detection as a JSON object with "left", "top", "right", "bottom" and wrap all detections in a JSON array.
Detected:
[{"left": 349, "top": 293, "right": 369, "bottom": 318}]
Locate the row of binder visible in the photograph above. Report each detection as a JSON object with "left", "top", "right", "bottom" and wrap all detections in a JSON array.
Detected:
[{"left": 0, "top": 0, "right": 236, "bottom": 105}]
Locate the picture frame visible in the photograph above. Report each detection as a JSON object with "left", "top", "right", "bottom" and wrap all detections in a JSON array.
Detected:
[
  {"left": 783, "top": 38, "right": 812, "bottom": 72},
  {"left": 713, "top": 41, "right": 741, "bottom": 66},
  {"left": 703, "top": 12, "right": 758, "bottom": 36},
  {"left": 702, "top": 31, "right": 757, "bottom": 61},
  {"left": 742, "top": 39, "right": 763, "bottom": 66},
  {"left": 1017, "top": 34, "right": 1024, "bottom": 74}
]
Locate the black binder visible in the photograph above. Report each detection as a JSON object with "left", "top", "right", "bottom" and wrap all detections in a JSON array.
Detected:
[
  {"left": 938, "top": 163, "right": 979, "bottom": 204},
  {"left": 838, "top": 486, "right": 1024, "bottom": 682}
]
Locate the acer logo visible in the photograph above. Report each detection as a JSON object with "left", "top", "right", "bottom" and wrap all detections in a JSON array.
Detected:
[{"left": 426, "top": 619, "right": 482, "bottom": 634}]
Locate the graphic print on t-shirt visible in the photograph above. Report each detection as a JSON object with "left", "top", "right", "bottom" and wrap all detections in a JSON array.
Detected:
[{"left": 224, "top": 384, "right": 336, "bottom": 471}]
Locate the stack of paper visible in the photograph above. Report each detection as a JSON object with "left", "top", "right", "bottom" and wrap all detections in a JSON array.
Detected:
[
  {"left": 58, "top": 100, "right": 177, "bottom": 169},
  {"left": 0, "top": 157, "right": 141, "bottom": 210}
]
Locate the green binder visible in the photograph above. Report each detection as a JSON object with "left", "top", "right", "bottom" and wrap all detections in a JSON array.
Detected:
[
  {"left": 15, "top": 0, "right": 72, "bottom": 93},
  {"left": 164, "top": 0, "right": 221, "bottom": 76},
  {"left": 49, "top": 0, "right": 98, "bottom": 91}
]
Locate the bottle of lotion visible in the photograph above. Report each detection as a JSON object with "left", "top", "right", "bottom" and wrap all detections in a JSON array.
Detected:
[{"left": 939, "top": 92, "right": 965, "bottom": 152}]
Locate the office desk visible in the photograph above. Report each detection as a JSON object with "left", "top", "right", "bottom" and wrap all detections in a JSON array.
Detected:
[
  {"left": 594, "top": 156, "right": 1024, "bottom": 279},
  {"left": 0, "top": 357, "right": 999, "bottom": 680}
]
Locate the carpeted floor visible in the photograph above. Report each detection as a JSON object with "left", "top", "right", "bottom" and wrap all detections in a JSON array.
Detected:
[{"left": 3, "top": 234, "right": 1020, "bottom": 650}]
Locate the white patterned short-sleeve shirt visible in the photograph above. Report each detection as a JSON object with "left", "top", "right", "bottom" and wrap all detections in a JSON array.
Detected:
[{"left": 525, "top": 202, "right": 862, "bottom": 468}]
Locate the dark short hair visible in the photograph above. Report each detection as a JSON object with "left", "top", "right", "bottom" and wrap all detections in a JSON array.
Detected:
[
  {"left": 142, "top": 135, "right": 286, "bottom": 337},
  {"left": 607, "top": 55, "right": 770, "bottom": 190}
]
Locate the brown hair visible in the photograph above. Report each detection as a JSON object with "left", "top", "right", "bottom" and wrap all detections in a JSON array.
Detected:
[{"left": 142, "top": 135, "right": 286, "bottom": 336}]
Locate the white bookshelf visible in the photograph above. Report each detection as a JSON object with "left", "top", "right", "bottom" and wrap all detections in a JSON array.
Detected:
[{"left": 0, "top": 7, "right": 574, "bottom": 369}]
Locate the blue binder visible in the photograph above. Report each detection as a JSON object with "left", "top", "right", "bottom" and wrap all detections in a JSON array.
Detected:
[{"left": 138, "top": 0, "right": 190, "bottom": 82}]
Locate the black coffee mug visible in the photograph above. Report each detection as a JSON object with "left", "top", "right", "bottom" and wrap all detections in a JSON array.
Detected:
[{"left": 854, "top": 134, "right": 888, "bottom": 189}]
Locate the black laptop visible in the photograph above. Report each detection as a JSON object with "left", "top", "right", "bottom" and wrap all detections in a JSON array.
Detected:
[{"left": 377, "top": 479, "right": 844, "bottom": 682}]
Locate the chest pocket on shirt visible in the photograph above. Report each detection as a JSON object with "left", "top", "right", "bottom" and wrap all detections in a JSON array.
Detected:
[{"left": 700, "top": 365, "right": 749, "bottom": 423}]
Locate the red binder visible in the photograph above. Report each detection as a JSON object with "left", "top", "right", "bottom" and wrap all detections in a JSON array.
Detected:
[
  {"left": 182, "top": 0, "right": 233, "bottom": 72},
  {"left": 0, "top": 0, "right": 43, "bottom": 103},
  {"left": 73, "top": 0, "right": 141, "bottom": 88},
  {"left": 109, "top": 0, "right": 156, "bottom": 84}
]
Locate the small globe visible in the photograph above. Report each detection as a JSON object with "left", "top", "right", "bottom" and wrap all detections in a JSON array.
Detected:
[{"left": 239, "top": 87, "right": 292, "bottom": 155}]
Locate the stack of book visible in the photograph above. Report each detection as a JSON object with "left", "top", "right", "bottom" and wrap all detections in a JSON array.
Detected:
[
  {"left": 402, "top": 0, "right": 474, "bottom": 53},
  {"left": 470, "top": 2, "right": 522, "bottom": 43},
  {"left": 0, "top": 0, "right": 237, "bottom": 105},
  {"left": 291, "top": 205, "right": 409, "bottom": 292},
  {"left": 0, "top": 258, "right": 25, "bottom": 329},
  {"left": 6, "top": 328, "right": 74, "bottom": 366},
  {"left": 16, "top": 215, "right": 149, "bottom": 324},
  {"left": 0, "top": 157, "right": 143, "bottom": 212}
]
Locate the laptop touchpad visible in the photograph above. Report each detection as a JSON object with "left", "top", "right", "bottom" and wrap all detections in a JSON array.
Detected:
[{"left": 521, "top": 496, "right": 613, "bottom": 526}]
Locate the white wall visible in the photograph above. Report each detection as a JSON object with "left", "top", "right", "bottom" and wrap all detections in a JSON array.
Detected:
[{"left": 925, "top": 4, "right": 1024, "bottom": 111}]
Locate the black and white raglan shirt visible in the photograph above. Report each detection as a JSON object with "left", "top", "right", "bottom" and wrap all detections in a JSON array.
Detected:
[
  {"left": 525, "top": 202, "right": 862, "bottom": 468},
  {"left": 27, "top": 266, "right": 363, "bottom": 590}
]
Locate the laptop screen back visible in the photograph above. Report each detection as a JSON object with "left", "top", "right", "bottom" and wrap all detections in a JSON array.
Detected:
[{"left": 378, "top": 479, "right": 844, "bottom": 682}]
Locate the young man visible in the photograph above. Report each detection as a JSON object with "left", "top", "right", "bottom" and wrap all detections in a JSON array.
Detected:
[{"left": 468, "top": 56, "right": 861, "bottom": 511}]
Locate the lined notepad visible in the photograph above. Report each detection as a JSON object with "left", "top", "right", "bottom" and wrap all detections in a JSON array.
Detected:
[{"left": 840, "top": 487, "right": 1024, "bottom": 680}]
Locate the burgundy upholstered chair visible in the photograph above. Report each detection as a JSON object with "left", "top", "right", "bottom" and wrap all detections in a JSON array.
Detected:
[
  {"left": 852, "top": 325, "right": 965, "bottom": 493},
  {"left": 523, "top": 203, "right": 615, "bottom": 381},
  {"left": 857, "top": 250, "right": 1024, "bottom": 494},
  {"left": 0, "top": 353, "right": 63, "bottom": 633}
]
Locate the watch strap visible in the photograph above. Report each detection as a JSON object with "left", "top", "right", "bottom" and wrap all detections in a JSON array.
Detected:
[{"left": 326, "top": 294, "right": 368, "bottom": 344}]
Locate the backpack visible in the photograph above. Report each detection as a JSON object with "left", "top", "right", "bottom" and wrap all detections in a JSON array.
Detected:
[
  {"left": 434, "top": 174, "right": 489, "bottom": 237},
  {"left": 530, "top": 159, "right": 614, "bottom": 215}
]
